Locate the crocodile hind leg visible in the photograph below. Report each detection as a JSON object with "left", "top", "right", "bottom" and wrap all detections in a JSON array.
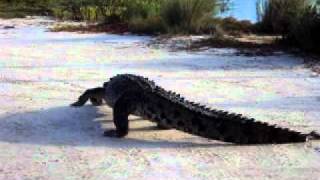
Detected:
[
  {"left": 104, "top": 91, "right": 144, "bottom": 138},
  {"left": 71, "top": 87, "right": 105, "bottom": 107}
]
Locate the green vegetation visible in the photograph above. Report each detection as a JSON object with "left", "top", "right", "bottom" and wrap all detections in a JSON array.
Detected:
[
  {"left": 210, "top": 17, "right": 255, "bottom": 36},
  {"left": 128, "top": 16, "right": 166, "bottom": 34},
  {"left": 0, "top": 0, "right": 51, "bottom": 18},
  {"left": 1, "top": 0, "right": 318, "bottom": 55},
  {"left": 257, "top": 0, "right": 320, "bottom": 53},
  {"left": 50, "top": 0, "right": 161, "bottom": 22},
  {"left": 160, "top": 0, "right": 219, "bottom": 33},
  {"left": 52, "top": 0, "right": 223, "bottom": 34},
  {"left": 0, "top": 0, "right": 228, "bottom": 35}
]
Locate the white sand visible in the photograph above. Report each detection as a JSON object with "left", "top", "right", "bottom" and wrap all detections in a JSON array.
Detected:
[{"left": 0, "top": 17, "right": 319, "bottom": 180}]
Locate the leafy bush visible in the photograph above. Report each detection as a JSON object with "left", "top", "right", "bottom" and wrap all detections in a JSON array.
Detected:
[
  {"left": 257, "top": 0, "right": 320, "bottom": 54},
  {"left": 257, "top": 0, "right": 309, "bottom": 35},
  {"left": 160, "top": 0, "right": 220, "bottom": 34},
  {"left": 1, "top": 0, "right": 228, "bottom": 35},
  {"left": 128, "top": 16, "right": 166, "bottom": 34},
  {"left": 0, "top": 0, "right": 51, "bottom": 18},
  {"left": 214, "top": 17, "right": 255, "bottom": 35},
  {"left": 123, "top": 0, "right": 161, "bottom": 20},
  {"left": 197, "top": 16, "right": 220, "bottom": 34},
  {"left": 287, "top": 6, "right": 320, "bottom": 53}
]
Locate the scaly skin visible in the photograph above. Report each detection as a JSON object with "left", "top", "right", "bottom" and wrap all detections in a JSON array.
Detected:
[{"left": 71, "top": 74, "right": 320, "bottom": 144}]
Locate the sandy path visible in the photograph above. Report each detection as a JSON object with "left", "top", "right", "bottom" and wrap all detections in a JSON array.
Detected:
[{"left": 0, "top": 17, "right": 320, "bottom": 180}]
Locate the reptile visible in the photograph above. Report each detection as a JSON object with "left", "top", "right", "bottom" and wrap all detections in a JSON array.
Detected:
[{"left": 71, "top": 74, "right": 320, "bottom": 144}]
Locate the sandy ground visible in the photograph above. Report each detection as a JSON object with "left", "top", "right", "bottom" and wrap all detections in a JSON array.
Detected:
[{"left": 0, "top": 17, "right": 320, "bottom": 180}]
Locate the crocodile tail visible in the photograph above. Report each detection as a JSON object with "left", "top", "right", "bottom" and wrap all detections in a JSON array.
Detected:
[
  {"left": 154, "top": 88, "right": 314, "bottom": 144},
  {"left": 159, "top": 92, "right": 312, "bottom": 144},
  {"left": 159, "top": 91, "right": 312, "bottom": 144},
  {"left": 201, "top": 111, "right": 313, "bottom": 144}
]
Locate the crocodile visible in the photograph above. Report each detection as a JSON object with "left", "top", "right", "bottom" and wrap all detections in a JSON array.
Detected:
[{"left": 71, "top": 74, "right": 320, "bottom": 144}]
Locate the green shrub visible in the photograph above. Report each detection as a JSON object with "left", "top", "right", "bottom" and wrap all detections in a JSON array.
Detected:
[
  {"left": 0, "top": 0, "right": 228, "bottom": 35},
  {"left": 160, "top": 0, "right": 219, "bottom": 34},
  {"left": 257, "top": 0, "right": 307, "bottom": 34},
  {"left": 128, "top": 16, "right": 167, "bottom": 34},
  {"left": 288, "top": 6, "right": 320, "bottom": 53},
  {"left": 197, "top": 16, "right": 220, "bottom": 34},
  {"left": 257, "top": 0, "right": 320, "bottom": 54},
  {"left": 123, "top": 0, "right": 161, "bottom": 20},
  {"left": 0, "top": 0, "right": 51, "bottom": 18},
  {"left": 216, "top": 17, "right": 255, "bottom": 35},
  {"left": 79, "top": 6, "right": 99, "bottom": 22}
]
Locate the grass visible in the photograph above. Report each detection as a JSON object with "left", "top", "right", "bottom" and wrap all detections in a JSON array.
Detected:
[{"left": 50, "top": 23, "right": 129, "bottom": 34}]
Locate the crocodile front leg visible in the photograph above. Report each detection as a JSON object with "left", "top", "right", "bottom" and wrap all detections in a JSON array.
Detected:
[
  {"left": 71, "top": 87, "right": 105, "bottom": 107},
  {"left": 156, "top": 123, "right": 172, "bottom": 130},
  {"left": 104, "top": 91, "right": 144, "bottom": 138}
]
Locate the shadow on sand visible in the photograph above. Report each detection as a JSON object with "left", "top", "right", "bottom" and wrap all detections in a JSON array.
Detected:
[{"left": 0, "top": 105, "right": 234, "bottom": 148}]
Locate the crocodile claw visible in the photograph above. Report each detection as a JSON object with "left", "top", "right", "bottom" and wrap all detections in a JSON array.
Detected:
[
  {"left": 70, "top": 101, "right": 84, "bottom": 107},
  {"left": 103, "top": 130, "right": 127, "bottom": 138}
]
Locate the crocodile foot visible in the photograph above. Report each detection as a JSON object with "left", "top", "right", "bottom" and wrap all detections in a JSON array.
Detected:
[
  {"left": 103, "top": 130, "right": 127, "bottom": 138},
  {"left": 90, "top": 97, "right": 103, "bottom": 106},
  {"left": 70, "top": 101, "right": 85, "bottom": 107}
]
